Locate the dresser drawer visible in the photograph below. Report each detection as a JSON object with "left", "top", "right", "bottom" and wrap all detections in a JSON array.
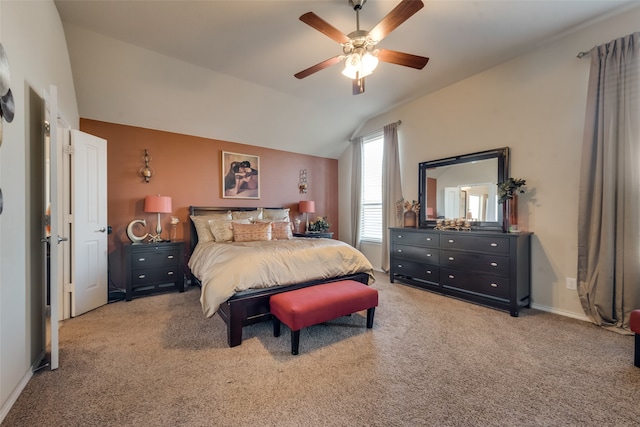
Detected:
[
  {"left": 393, "top": 244, "right": 440, "bottom": 264},
  {"left": 131, "top": 267, "right": 181, "bottom": 286},
  {"left": 441, "top": 234, "right": 509, "bottom": 255},
  {"left": 440, "top": 250, "right": 509, "bottom": 277},
  {"left": 130, "top": 247, "right": 180, "bottom": 269},
  {"left": 392, "top": 259, "right": 440, "bottom": 283},
  {"left": 441, "top": 268, "right": 509, "bottom": 300},
  {"left": 391, "top": 230, "right": 440, "bottom": 248}
]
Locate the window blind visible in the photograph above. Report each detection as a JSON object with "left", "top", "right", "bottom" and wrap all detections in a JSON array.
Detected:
[{"left": 360, "top": 132, "right": 384, "bottom": 242}]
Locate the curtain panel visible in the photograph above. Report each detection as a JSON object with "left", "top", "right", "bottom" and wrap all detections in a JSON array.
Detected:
[
  {"left": 381, "top": 122, "right": 403, "bottom": 272},
  {"left": 577, "top": 32, "right": 640, "bottom": 330},
  {"left": 351, "top": 137, "right": 363, "bottom": 249}
]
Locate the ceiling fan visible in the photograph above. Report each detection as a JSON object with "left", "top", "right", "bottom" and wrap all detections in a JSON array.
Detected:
[{"left": 294, "top": 0, "right": 429, "bottom": 95}]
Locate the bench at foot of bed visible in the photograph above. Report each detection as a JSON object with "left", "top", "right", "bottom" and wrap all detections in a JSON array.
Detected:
[{"left": 269, "top": 279, "right": 379, "bottom": 355}]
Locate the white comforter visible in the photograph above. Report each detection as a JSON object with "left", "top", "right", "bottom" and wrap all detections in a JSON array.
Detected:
[{"left": 188, "top": 238, "right": 375, "bottom": 317}]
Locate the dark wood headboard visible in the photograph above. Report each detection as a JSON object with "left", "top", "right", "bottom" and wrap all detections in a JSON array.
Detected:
[{"left": 188, "top": 206, "right": 283, "bottom": 253}]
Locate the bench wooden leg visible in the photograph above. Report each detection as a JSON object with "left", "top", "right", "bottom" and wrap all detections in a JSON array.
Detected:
[
  {"left": 366, "top": 307, "right": 375, "bottom": 328},
  {"left": 635, "top": 334, "right": 640, "bottom": 368},
  {"left": 291, "top": 330, "right": 300, "bottom": 355},
  {"left": 273, "top": 317, "right": 281, "bottom": 337}
]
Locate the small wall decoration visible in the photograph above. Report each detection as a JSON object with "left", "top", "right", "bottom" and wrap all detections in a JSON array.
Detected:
[
  {"left": 222, "top": 151, "right": 260, "bottom": 199},
  {"left": 299, "top": 169, "right": 308, "bottom": 193}
]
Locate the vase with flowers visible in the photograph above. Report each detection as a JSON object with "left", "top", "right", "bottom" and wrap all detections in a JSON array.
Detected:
[
  {"left": 498, "top": 178, "right": 526, "bottom": 232},
  {"left": 395, "top": 198, "right": 420, "bottom": 228}
]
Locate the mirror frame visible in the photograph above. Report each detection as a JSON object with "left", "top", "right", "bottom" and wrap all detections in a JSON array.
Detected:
[{"left": 418, "top": 147, "right": 510, "bottom": 231}]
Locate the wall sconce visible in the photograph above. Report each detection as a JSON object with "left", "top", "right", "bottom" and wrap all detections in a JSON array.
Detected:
[
  {"left": 139, "top": 149, "right": 154, "bottom": 183},
  {"left": 299, "top": 169, "right": 308, "bottom": 193}
]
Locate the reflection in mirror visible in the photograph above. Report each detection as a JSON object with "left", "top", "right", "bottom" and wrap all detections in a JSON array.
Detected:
[{"left": 419, "top": 147, "right": 509, "bottom": 231}]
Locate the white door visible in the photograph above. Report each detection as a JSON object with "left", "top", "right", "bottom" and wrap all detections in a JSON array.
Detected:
[
  {"left": 44, "top": 85, "right": 62, "bottom": 370},
  {"left": 70, "top": 129, "right": 108, "bottom": 317}
]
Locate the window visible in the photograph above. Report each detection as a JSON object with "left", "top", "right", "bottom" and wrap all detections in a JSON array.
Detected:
[{"left": 360, "top": 131, "right": 384, "bottom": 242}]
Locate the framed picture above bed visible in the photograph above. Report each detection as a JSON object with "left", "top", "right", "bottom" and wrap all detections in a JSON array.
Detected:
[{"left": 222, "top": 151, "right": 260, "bottom": 199}]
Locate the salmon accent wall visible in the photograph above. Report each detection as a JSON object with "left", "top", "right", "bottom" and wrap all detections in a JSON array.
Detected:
[{"left": 80, "top": 119, "right": 339, "bottom": 285}]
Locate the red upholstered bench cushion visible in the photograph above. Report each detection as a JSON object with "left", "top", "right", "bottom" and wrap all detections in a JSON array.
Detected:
[
  {"left": 631, "top": 310, "right": 640, "bottom": 334},
  {"left": 270, "top": 280, "right": 378, "bottom": 332}
]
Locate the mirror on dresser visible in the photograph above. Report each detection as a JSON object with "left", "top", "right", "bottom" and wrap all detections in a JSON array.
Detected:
[{"left": 418, "top": 147, "right": 509, "bottom": 231}]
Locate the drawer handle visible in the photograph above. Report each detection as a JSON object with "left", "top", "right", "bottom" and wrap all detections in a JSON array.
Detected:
[
  {"left": 490, "top": 243, "right": 498, "bottom": 247},
  {"left": 426, "top": 253, "right": 432, "bottom": 257},
  {"left": 138, "top": 257, "right": 146, "bottom": 262},
  {"left": 490, "top": 262, "right": 498, "bottom": 267},
  {"left": 138, "top": 274, "right": 146, "bottom": 279},
  {"left": 167, "top": 271, "right": 174, "bottom": 276},
  {"left": 448, "top": 257, "right": 454, "bottom": 261},
  {"left": 167, "top": 255, "right": 174, "bottom": 259},
  {"left": 426, "top": 270, "right": 431, "bottom": 274},
  {"left": 448, "top": 239, "right": 454, "bottom": 243},
  {"left": 397, "top": 249, "right": 402, "bottom": 253},
  {"left": 397, "top": 235, "right": 403, "bottom": 238},
  {"left": 490, "top": 283, "right": 498, "bottom": 288},
  {"left": 449, "top": 274, "right": 454, "bottom": 279},
  {"left": 426, "top": 237, "right": 431, "bottom": 241},
  {"left": 397, "top": 264, "right": 402, "bottom": 268}
]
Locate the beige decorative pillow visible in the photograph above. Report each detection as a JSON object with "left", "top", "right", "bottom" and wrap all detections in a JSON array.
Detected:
[
  {"left": 209, "top": 219, "right": 251, "bottom": 242},
  {"left": 231, "top": 221, "right": 272, "bottom": 242},
  {"left": 231, "top": 209, "right": 263, "bottom": 221},
  {"left": 262, "top": 208, "right": 290, "bottom": 222},
  {"left": 190, "top": 212, "right": 232, "bottom": 243},
  {"left": 255, "top": 220, "right": 293, "bottom": 240}
]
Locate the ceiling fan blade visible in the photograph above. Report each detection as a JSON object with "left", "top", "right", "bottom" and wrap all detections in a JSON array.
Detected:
[
  {"left": 294, "top": 55, "right": 343, "bottom": 79},
  {"left": 299, "top": 12, "right": 350, "bottom": 45},
  {"left": 368, "top": 0, "right": 424, "bottom": 43},
  {"left": 353, "top": 76, "right": 365, "bottom": 95},
  {"left": 377, "top": 48, "right": 429, "bottom": 69}
]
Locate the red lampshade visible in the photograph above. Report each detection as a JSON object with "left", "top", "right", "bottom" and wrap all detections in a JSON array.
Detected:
[
  {"left": 144, "top": 195, "right": 172, "bottom": 213},
  {"left": 426, "top": 207, "right": 434, "bottom": 217},
  {"left": 299, "top": 200, "right": 315, "bottom": 214}
]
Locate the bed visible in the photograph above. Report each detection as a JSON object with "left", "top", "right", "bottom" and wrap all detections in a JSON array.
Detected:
[{"left": 188, "top": 206, "right": 375, "bottom": 347}]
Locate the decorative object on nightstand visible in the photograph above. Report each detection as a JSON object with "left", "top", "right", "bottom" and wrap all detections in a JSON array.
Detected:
[
  {"left": 169, "top": 216, "right": 179, "bottom": 241},
  {"left": 124, "top": 241, "right": 184, "bottom": 301},
  {"left": 308, "top": 216, "right": 330, "bottom": 232},
  {"left": 145, "top": 195, "right": 172, "bottom": 242},
  {"left": 299, "top": 200, "right": 315, "bottom": 232},
  {"left": 139, "top": 149, "right": 154, "bottom": 183},
  {"left": 126, "top": 219, "right": 148, "bottom": 243}
]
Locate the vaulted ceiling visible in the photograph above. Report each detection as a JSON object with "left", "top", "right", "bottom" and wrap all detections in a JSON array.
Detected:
[{"left": 55, "top": 0, "right": 635, "bottom": 158}]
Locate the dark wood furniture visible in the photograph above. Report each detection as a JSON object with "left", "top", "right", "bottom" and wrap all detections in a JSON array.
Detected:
[
  {"left": 293, "top": 231, "right": 334, "bottom": 238},
  {"left": 189, "top": 206, "right": 369, "bottom": 347},
  {"left": 389, "top": 228, "right": 531, "bottom": 316},
  {"left": 125, "top": 241, "right": 184, "bottom": 301}
]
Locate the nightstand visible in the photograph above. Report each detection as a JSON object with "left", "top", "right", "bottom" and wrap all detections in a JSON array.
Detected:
[
  {"left": 293, "top": 232, "right": 334, "bottom": 239},
  {"left": 125, "top": 241, "right": 184, "bottom": 301}
]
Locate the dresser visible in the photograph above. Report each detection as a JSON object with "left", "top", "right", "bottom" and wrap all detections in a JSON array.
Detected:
[
  {"left": 125, "top": 241, "right": 185, "bottom": 301},
  {"left": 389, "top": 228, "right": 531, "bottom": 316}
]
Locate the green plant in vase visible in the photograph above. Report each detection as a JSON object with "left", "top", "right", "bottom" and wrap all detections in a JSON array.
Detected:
[
  {"left": 498, "top": 178, "right": 526, "bottom": 232},
  {"left": 308, "top": 216, "right": 331, "bottom": 232}
]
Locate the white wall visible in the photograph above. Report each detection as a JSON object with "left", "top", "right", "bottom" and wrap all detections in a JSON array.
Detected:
[
  {"left": 339, "top": 5, "right": 640, "bottom": 319},
  {"left": 0, "top": 0, "right": 78, "bottom": 421}
]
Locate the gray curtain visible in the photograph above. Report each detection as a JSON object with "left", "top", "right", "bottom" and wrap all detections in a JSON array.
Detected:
[
  {"left": 350, "top": 137, "right": 363, "bottom": 249},
  {"left": 381, "top": 123, "right": 403, "bottom": 272},
  {"left": 577, "top": 32, "right": 640, "bottom": 330}
]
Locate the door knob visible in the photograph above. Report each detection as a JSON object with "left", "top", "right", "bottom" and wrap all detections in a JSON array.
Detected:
[
  {"left": 96, "top": 227, "right": 106, "bottom": 233},
  {"left": 57, "top": 235, "right": 68, "bottom": 244}
]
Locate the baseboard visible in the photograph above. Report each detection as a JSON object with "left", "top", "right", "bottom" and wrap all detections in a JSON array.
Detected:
[
  {"left": 530, "top": 302, "right": 590, "bottom": 322},
  {"left": 0, "top": 365, "right": 34, "bottom": 423}
]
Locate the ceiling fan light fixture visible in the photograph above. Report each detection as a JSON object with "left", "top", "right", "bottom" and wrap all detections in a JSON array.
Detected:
[{"left": 342, "top": 48, "right": 377, "bottom": 79}]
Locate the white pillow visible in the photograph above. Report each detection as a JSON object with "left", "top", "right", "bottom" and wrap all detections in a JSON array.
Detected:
[
  {"left": 262, "top": 208, "right": 290, "bottom": 222},
  {"left": 190, "top": 212, "right": 232, "bottom": 243},
  {"left": 231, "top": 209, "right": 263, "bottom": 221},
  {"left": 209, "top": 219, "right": 251, "bottom": 242}
]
